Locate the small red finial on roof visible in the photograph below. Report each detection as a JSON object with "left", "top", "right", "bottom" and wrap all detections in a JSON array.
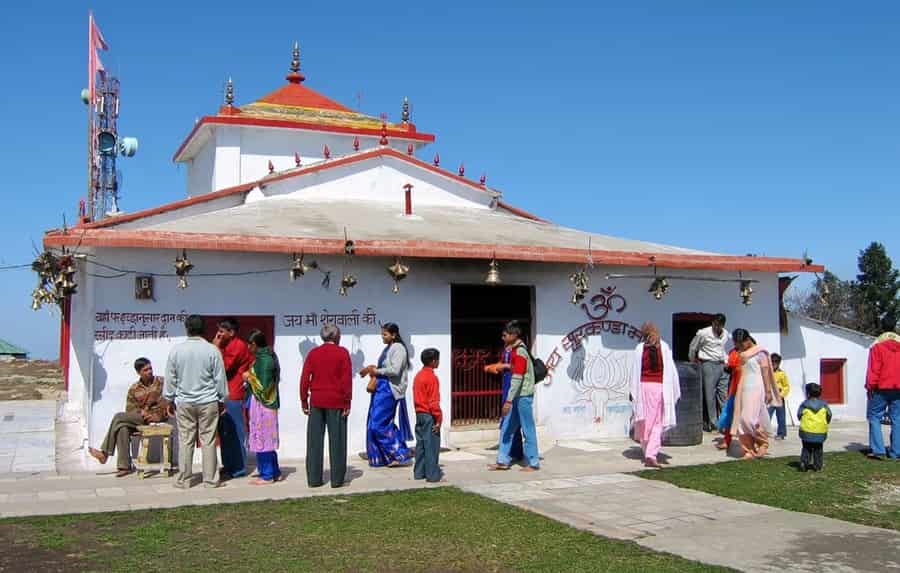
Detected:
[
  {"left": 294, "top": 152, "right": 301, "bottom": 167},
  {"left": 379, "top": 122, "right": 389, "bottom": 146},
  {"left": 286, "top": 41, "right": 306, "bottom": 84},
  {"left": 407, "top": 143, "right": 414, "bottom": 156},
  {"left": 480, "top": 173, "right": 487, "bottom": 185},
  {"left": 323, "top": 144, "right": 331, "bottom": 159},
  {"left": 268, "top": 160, "right": 275, "bottom": 174},
  {"left": 458, "top": 163, "right": 465, "bottom": 177},
  {"left": 433, "top": 153, "right": 440, "bottom": 167},
  {"left": 353, "top": 137, "right": 360, "bottom": 152}
]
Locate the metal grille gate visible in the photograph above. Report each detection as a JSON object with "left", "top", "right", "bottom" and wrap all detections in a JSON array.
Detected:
[{"left": 451, "top": 348, "right": 503, "bottom": 426}]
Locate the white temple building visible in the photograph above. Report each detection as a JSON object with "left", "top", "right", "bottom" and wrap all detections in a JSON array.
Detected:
[{"left": 45, "top": 45, "right": 871, "bottom": 460}]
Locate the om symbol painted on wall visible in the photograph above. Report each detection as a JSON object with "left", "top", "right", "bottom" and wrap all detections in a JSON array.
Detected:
[
  {"left": 580, "top": 286, "right": 627, "bottom": 321},
  {"left": 545, "top": 286, "right": 641, "bottom": 428}
]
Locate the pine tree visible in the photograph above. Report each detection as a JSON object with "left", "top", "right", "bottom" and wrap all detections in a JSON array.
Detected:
[{"left": 854, "top": 242, "right": 900, "bottom": 335}]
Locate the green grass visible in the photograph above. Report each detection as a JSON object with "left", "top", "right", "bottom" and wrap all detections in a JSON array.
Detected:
[
  {"left": 0, "top": 488, "right": 730, "bottom": 573},
  {"left": 637, "top": 451, "right": 900, "bottom": 531}
]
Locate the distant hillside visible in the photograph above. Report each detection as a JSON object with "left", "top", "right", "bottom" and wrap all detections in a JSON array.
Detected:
[{"left": 0, "top": 360, "right": 64, "bottom": 401}]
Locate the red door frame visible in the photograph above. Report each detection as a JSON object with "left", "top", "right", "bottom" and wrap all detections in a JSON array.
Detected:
[
  {"left": 819, "top": 358, "right": 846, "bottom": 404},
  {"left": 60, "top": 296, "right": 72, "bottom": 391}
]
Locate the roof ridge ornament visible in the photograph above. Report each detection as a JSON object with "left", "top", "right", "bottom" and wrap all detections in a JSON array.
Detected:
[
  {"left": 401, "top": 96, "right": 410, "bottom": 124},
  {"left": 286, "top": 41, "right": 305, "bottom": 84},
  {"left": 224, "top": 77, "right": 234, "bottom": 106}
]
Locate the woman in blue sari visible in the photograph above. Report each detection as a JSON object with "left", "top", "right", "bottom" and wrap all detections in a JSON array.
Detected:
[{"left": 359, "top": 323, "right": 413, "bottom": 467}]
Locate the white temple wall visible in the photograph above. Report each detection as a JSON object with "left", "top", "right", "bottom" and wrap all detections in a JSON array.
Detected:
[{"left": 67, "top": 247, "right": 788, "bottom": 458}]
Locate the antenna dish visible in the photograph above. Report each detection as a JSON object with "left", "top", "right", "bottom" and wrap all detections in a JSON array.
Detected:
[{"left": 119, "top": 137, "right": 138, "bottom": 157}]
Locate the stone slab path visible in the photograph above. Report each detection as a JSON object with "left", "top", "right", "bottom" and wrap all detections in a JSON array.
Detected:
[
  {"left": 0, "top": 400, "right": 55, "bottom": 474},
  {"left": 464, "top": 474, "right": 900, "bottom": 573},
  {"left": 0, "top": 401, "right": 897, "bottom": 573}
]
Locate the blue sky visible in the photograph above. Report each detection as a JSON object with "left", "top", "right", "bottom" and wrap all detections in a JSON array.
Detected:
[{"left": 2, "top": 1, "right": 899, "bottom": 358}]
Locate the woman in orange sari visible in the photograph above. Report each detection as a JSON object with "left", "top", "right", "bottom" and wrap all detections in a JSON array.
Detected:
[{"left": 730, "top": 329, "right": 778, "bottom": 459}]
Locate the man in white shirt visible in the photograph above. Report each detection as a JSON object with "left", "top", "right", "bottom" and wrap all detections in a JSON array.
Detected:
[{"left": 688, "top": 313, "right": 730, "bottom": 432}]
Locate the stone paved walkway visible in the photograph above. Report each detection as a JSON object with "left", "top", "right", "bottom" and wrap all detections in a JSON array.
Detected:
[
  {"left": 0, "top": 400, "right": 55, "bottom": 474},
  {"left": 463, "top": 474, "right": 900, "bottom": 573},
  {"left": 0, "top": 402, "right": 897, "bottom": 573}
]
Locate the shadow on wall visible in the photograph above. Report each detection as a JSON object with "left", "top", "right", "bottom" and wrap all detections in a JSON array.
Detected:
[{"left": 91, "top": 349, "right": 109, "bottom": 405}]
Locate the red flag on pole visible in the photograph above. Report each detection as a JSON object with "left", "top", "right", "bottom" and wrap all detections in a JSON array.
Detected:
[{"left": 88, "top": 12, "right": 108, "bottom": 103}]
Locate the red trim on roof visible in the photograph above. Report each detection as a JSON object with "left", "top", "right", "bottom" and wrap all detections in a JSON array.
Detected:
[
  {"left": 81, "top": 147, "right": 508, "bottom": 230},
  {"left": 496, "top": 200, "right": 547, "bottom": 223},
  {"left": 43, "top": 228, "right": 824, "bottom": 273},
  {"left": 256, "top": 83, "right": 352, "bottom": 112},
  {"left": 173, "top": 115, "right": 436, "bottom": 161}
]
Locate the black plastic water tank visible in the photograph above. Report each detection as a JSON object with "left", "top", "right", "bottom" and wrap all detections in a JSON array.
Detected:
[{"left": 662, "top": 361, "right": 703, "bottom": 446}]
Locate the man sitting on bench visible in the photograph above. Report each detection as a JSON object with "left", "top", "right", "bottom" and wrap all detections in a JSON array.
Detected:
[{"left": 89, "top": 357, "right": 168, "bottom": 477}]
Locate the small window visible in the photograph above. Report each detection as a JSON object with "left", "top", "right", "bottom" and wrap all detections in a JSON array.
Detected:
[{"left": 819, "top": 358, "right": 846, "bottom": 404}]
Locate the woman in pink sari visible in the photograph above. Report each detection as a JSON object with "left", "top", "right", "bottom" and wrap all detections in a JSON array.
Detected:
[{"left": 730, "top": 329, "right": 779, "bottom": 459}]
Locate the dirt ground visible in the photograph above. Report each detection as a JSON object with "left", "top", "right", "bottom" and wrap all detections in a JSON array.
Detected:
[{"left": 0, "top": 360, "right": 64, "bottom": 401}]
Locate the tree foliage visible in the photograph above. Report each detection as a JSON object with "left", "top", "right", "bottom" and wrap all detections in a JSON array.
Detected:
[{"left": 787, "top": 242, "right": 900, "bottom": 336}]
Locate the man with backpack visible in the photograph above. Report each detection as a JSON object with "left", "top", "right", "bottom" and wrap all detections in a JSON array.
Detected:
[{"left": 488, "top": 321, "right": 542, "bottom": 472}]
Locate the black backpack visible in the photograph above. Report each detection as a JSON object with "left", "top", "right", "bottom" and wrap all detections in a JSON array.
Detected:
[{"left": 524, "top": 346, "right": 548, "bottom": 383}]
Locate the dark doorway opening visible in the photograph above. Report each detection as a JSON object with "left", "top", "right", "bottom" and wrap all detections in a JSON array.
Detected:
[
  {"left": 672, "top": 312, "right": 713, "bottom": 362},
  {"left": 450, "top": 285, "right": 533, "bottom": 427}
]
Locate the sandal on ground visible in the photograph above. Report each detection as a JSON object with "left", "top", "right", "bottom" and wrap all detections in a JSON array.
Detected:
[
  {"left": 249, "top": 478, "right": 274, "bottom": 486},
  {"left": 866, "top": 453, "right": 884, "bottom": 460},
  {"left": 520, "top": 466, "right": 540, "bottom": 472},
  {"left": 644, "top": 459, "right": 661, "bottom": 468},
  {"left": 88, "top": 447, "right": 108, "bottom": 465},
  {"left": 115, "top": 469, "right": 134, "bottom": 478},
  {"left": 487, "top": 463, "right": 511, "bottom": 471},
  {"left": 715, "top": 441, "right": 729, "bottom": 450}
]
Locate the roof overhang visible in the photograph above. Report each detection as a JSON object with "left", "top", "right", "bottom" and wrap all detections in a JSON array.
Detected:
[
  {"left": 43, "top": 228, "right": 823, "bottom": 273},
  {"left": 173, "top": 115, "right": 436, "bottom": 162}
]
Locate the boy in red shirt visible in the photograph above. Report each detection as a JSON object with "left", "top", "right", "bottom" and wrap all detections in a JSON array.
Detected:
[{"left": 413, "top": 348, "right": 443, "bottom": 482}]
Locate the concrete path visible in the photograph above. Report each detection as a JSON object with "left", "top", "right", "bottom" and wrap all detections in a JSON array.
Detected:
[
  {"left": 464, "top": 474, "right": 900, "bottom": 573},
  {"left": 0, "top": 402, "right": 896, "bottom": 573},
  {"left": 0, "top": 400, "right": 56, "bottom": 474}
]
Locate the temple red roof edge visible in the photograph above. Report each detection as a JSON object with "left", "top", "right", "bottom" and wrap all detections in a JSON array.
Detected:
[
  {"left": 76, "top": 147, "right": 511, "bottom": 231},
  {"left": 42, "top": 228, "right": 824, "bottom": 273},
  {"left": 173, "top": 115, "right": 436, "bottom": 162}
]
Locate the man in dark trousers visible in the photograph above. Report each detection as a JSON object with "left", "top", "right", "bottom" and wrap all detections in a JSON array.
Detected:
[
  {"left": 214, "top": 317, "right": 253, "bottom": 479},
  {"left": 300, "top": 324, "right": 352, "bottom": 487}
]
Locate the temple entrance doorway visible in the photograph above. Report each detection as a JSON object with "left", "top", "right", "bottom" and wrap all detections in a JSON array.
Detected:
[{"left": 449, "top": 285, "right": 533, "bottom": 427}]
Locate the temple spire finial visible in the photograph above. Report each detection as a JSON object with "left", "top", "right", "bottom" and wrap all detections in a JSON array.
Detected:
[
  {"left": 286, "top": 41, "right": 305, "bottom": 84},
  {"left": 224, "top": 77, "right": 234, "bottom": 106},
  {"left": 401, "top": 96, "right": 410, "bottom": 124}
]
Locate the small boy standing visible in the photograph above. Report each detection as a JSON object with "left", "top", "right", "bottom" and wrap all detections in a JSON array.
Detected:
[
  {"left": 797, "top": 382, "right": 832, "bottom": 471},
  {"left": 768, "top": 353, "right": 790, "bottom": 440},
  {"left": 413, "top": 348, "right": 443, "bottom": 482}
]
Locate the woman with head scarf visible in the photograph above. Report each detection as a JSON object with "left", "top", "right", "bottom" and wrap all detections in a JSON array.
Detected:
[
  {"left": 630, "top": 322, "right": 681, "bottom": 468},
  {"left": 359, "top": 323, "right": 414, "bottom": 467},
  {"left": 242, "top": 329, "right": 282, "bottom": 484}
]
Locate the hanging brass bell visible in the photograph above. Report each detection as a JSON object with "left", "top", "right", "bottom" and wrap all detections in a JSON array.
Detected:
[
  {"left": 649, "top": 277, "right": 669, "bottom": 300},
  {"left": 484, "top": 259, "right": 501, "bottom": 285},
  {"left": 291, "top": 253, "right": 311, "bottom": 281},
  {"left": 339, "top": 273, "right": 357, "bottom": 296},
  {"left": 174, "top": 249, "right": 194, "bottom": 289},
  {"left": 387, "top": 257, "right": 409, "bottom": 293},
  {"left": 740, "top": 280, "right": 753, "bottom": 306}
]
